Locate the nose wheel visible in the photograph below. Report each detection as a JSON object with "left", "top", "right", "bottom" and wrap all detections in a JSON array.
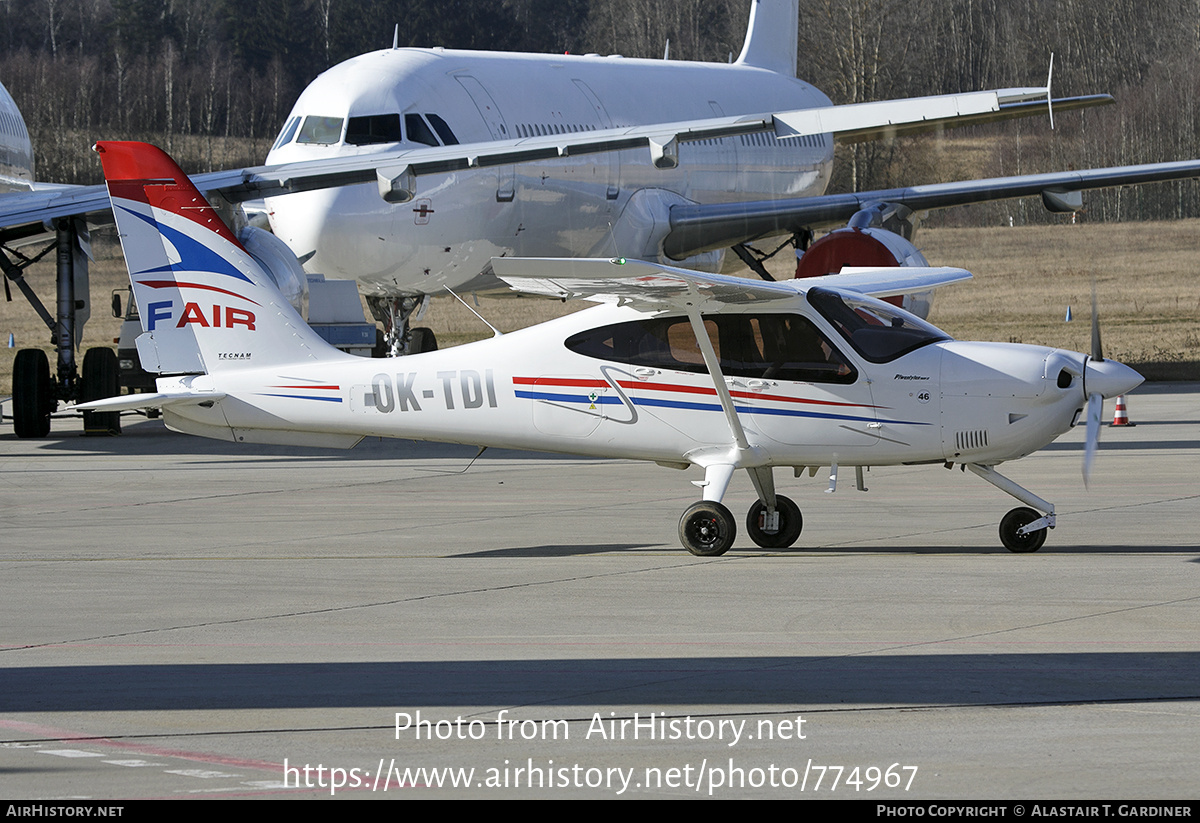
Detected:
[
  {"left": 999, "top": 506, "right": 1048, "bottom": 553},
  {"left": 745, "top": 495, "right": 803, "bottom": 549},
  {"left": 679, "top": 501, "right": 736, "bottom": 556}
]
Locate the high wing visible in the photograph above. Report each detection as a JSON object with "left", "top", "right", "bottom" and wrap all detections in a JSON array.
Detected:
[
  {"left": 0, "top": 84, "right": 1097, "bottom": 243},
  {"left": 490, "top": 256, "right": 971, "bottom": 310},
  {"left": 662, "top": 160, "right": 1200, "bottom": 258}
]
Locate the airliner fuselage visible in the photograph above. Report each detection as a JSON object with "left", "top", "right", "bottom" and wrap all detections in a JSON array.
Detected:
[{"left": 264, "top": 47, "right": 833, "bottom": 296}]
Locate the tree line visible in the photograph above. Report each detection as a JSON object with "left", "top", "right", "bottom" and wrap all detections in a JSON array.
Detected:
[{"left": 2, "top": 0, "right": 1198, "bottom": 223}]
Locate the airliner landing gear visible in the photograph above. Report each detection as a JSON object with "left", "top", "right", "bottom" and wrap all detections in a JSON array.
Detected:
[
  {"left": 368, "top": 295, "right": 438, "bottom": 356},
  {"left": 746, "top": 495, "right": 803, "bottom": 549},
  {"left": 679, "top": 501, "right": 736, "bottom": 557},
  {"left": 13, "top": 348, "right": 53, "bottom": 438},
  {"left": 79, "top": 347, "right": 121, "bottom": 435},
  {"left": 4, "top": 219, "right": 100, "bottom": 438}
]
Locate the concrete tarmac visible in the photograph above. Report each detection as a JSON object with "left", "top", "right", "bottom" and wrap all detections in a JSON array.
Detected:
[{"left": 1, "top": 384, "right": 1197, "bottom": 799}]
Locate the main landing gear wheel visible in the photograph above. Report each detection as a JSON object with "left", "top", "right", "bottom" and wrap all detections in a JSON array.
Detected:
[
  {"left": 409, "top": 327, "right": 438, "bottom": 354},
  {"left": 679, "top": 501, "right": 736, "bottom": 557},
  {"left": 745, "top": 495, "right": 803, "bottom": 549},
  {"left": 999, "top": 506, "right": 1047, "bottom": 553},
  {"left": 80, "top": 347, "right": 122, "bottom": 435},
  {"left": 13, "top": 348, "right": 53, "bottom": 439}
]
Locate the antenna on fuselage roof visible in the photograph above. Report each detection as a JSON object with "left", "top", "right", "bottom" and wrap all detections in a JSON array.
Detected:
[
  {"left": 392, "top": 24, "right": 400, "bottom": 50},
  {"left": 663, "top": 39, "right": 670, "bottom": 60}
]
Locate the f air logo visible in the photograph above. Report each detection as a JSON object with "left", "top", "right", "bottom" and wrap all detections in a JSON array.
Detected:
[{"left": 147, "top": 300, "right": 257, "bottom": 332}]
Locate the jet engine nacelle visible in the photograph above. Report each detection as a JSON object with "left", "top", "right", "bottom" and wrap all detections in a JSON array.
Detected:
[
  {"left": 238, "top": 225, "right": 309, "bottom": 318},
  {"left": 795, "top": 226, "right": 936, "bottom": 318}
]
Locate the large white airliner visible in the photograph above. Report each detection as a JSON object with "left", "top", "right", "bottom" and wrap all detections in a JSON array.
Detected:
[{"left": 4, "top": 0, "right": 1200, "bottom": 438}]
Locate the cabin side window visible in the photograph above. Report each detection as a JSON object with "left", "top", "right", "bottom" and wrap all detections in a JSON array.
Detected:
[
  {"left": 404, "top": 113, "right": 439, "bottom": 147},
  {"left": 565, "top": 313, "right": 856, "bottom": 384},
  {"left": 426, "top": 113, "right": 459, "bottom": 145}
]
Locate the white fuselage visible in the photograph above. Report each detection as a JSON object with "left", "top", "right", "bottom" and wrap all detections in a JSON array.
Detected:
[
  {"left": 264, "top": 49, "right": 833, "bottom": 296},
  {"left": 160, "top": 298, "right": 1093, "bottom": 472},
  {"left": 0, "top": 81, "right": 34, "bottom": 191}
]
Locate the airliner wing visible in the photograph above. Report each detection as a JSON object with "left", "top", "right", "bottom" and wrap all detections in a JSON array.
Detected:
[
  {"left": 491, "top": 256, "right": 970, "bottom": 309},
  {"left": 202, "top": 87, "right": 1102, "bottom": 204},
  {"left": 661, "top": 160, "right": 1200, "bottom": 258},
  {"left": 0, "top": 85, "right": 1093, "bottom": 241}
]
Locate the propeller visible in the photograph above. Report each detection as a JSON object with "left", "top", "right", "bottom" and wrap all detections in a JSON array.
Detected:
[
  {"left": 1080, "top": 281, "right": 1143, "bottom": 486},
  {"left": 1082, "top": 283, "right": 1103, "bottom": 486}
]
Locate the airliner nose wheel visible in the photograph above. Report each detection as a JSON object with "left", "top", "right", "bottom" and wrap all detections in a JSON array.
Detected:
[
  {"left": 999, "top": 507, "right": 1048, "bottom": 553},
  {"left": 679, "top": 501, "right": 736, "bottom": 556},
  {"left": 745, "top": 495, "right": 803, "bottom": 549}
]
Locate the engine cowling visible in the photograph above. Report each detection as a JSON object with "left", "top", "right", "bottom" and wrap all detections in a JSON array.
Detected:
[{"left": 795, "top": 226, "right": 936, "bottom": 318}]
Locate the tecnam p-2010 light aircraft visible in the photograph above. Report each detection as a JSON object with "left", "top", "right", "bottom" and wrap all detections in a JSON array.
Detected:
[
  {"left": 82, "top": 141, "right": 1143, "bottom": 556},
  {"left": 6, "top": 0, "right": 1200, "bottom": 441}
]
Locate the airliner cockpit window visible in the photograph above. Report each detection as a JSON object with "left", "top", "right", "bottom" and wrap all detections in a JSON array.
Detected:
[
  {"left": 346, "top": 114, "right": 402, "bottom": 145},
  {"left": 272, "top": 117, "right": 300, "bottom": 149},
  {"left": 807, "top": 287, "right": 950, "bottom": 363},
  {"left": 404, "top": 113, "right": 439, "bottom": 147},
  {"left": 426, "top": 113, "right": 459, "bottom": 145},
  {"left": 296, "top": 116, "right": 344, "bottom": 145}
]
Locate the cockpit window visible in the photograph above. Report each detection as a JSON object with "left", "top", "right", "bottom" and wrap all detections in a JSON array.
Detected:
[
  {"left": 346, "top": 114, "right": 402, "bottom": 145},
  {"left": 426, "top": 113, "right": 459, "bottom": 145},
  {"left": 807, "top": 287, "right": 950, "bottom": 363},
  {"left": 272, "top": 117, "right": 301, "bottom": 150},
  {"left": 404, "top": 113, "right": 439, "bottom": 147},
  {"left": 296, "top": 115, "right": 344, "bottom": 145},
  {"left": 565, "top": 313, "right": 856, "bottom": 384}
]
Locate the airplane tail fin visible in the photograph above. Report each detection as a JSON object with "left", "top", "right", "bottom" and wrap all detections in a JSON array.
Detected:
[
  {"left": 95, "top": 141, "right": 341, "bottom": 375},
  {"left": 735, "top": 0, "right": 799, "bottom": 76}
]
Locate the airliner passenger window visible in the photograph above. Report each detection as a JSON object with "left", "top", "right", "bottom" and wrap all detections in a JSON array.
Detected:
[
  {"left": 426, "top": 114, "right": 459, "bottom": 145},
  {"left": 565, "top": 313, "right": 856, "bottom": 384},
  {"left": 346, "top": 114, "right": 402, "bottom": 145},
  {"left": 296, "top": 116, "right": 344, "bottom": 145},
  {"left": 404, "top": 113, "right": 439, "bottom": 147}
]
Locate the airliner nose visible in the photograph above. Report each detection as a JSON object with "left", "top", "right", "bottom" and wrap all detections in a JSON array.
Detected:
[{"left": 1085, "top": 357, "right": 1143, "bottom": 399}]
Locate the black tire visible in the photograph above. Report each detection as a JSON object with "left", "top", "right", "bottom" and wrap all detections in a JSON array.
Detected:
[
  {"left": 678, "top": 500, "right": 736, "bottom": 557},
  {"left": 409, "top": 327, "right": 438, "bottom": 354},
  {"left": 999, "top": 506, "right": 1047, "bottom": 553},
  {"left": 80, "top": 347, "right": 122, "bottom": 435},
  {"left": 13, "top": 349, "right": 54, "bottom": 438},
  {"left": 745, "top": 495, "right": 803, "bottom": 549}
]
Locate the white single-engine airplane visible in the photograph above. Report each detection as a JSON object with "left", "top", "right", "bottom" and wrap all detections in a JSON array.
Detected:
[
  {"left": 81, "top": 141, "right": 1143, "bottom": 555},
  {"left": 5, "top": 0, "right": 1200, "bottom": 440}
]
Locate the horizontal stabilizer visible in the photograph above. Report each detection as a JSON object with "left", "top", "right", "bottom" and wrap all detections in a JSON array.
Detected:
[{"left": 74, "top": 391, "right": 227, "bottom": 413}]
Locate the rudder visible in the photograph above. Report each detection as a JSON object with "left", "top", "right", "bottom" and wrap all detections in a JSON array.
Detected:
[{"left": 96, "top": 141, "right": 338, "bottom": 375}]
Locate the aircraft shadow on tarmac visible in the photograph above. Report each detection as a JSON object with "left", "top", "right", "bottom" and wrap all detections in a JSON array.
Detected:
[{"left": 2, "top": 653, "right": 1197, "bottom": 713}]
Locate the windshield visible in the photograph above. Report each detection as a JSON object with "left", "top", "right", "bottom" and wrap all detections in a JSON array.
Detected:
[{"left": 807, "top": 287, "right": 950, "bottom": 363}]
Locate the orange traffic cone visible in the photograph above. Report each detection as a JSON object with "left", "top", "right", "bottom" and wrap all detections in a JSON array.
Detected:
[{"left": 1111, "top": 395, "right": 1134, "bottom": 427}]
